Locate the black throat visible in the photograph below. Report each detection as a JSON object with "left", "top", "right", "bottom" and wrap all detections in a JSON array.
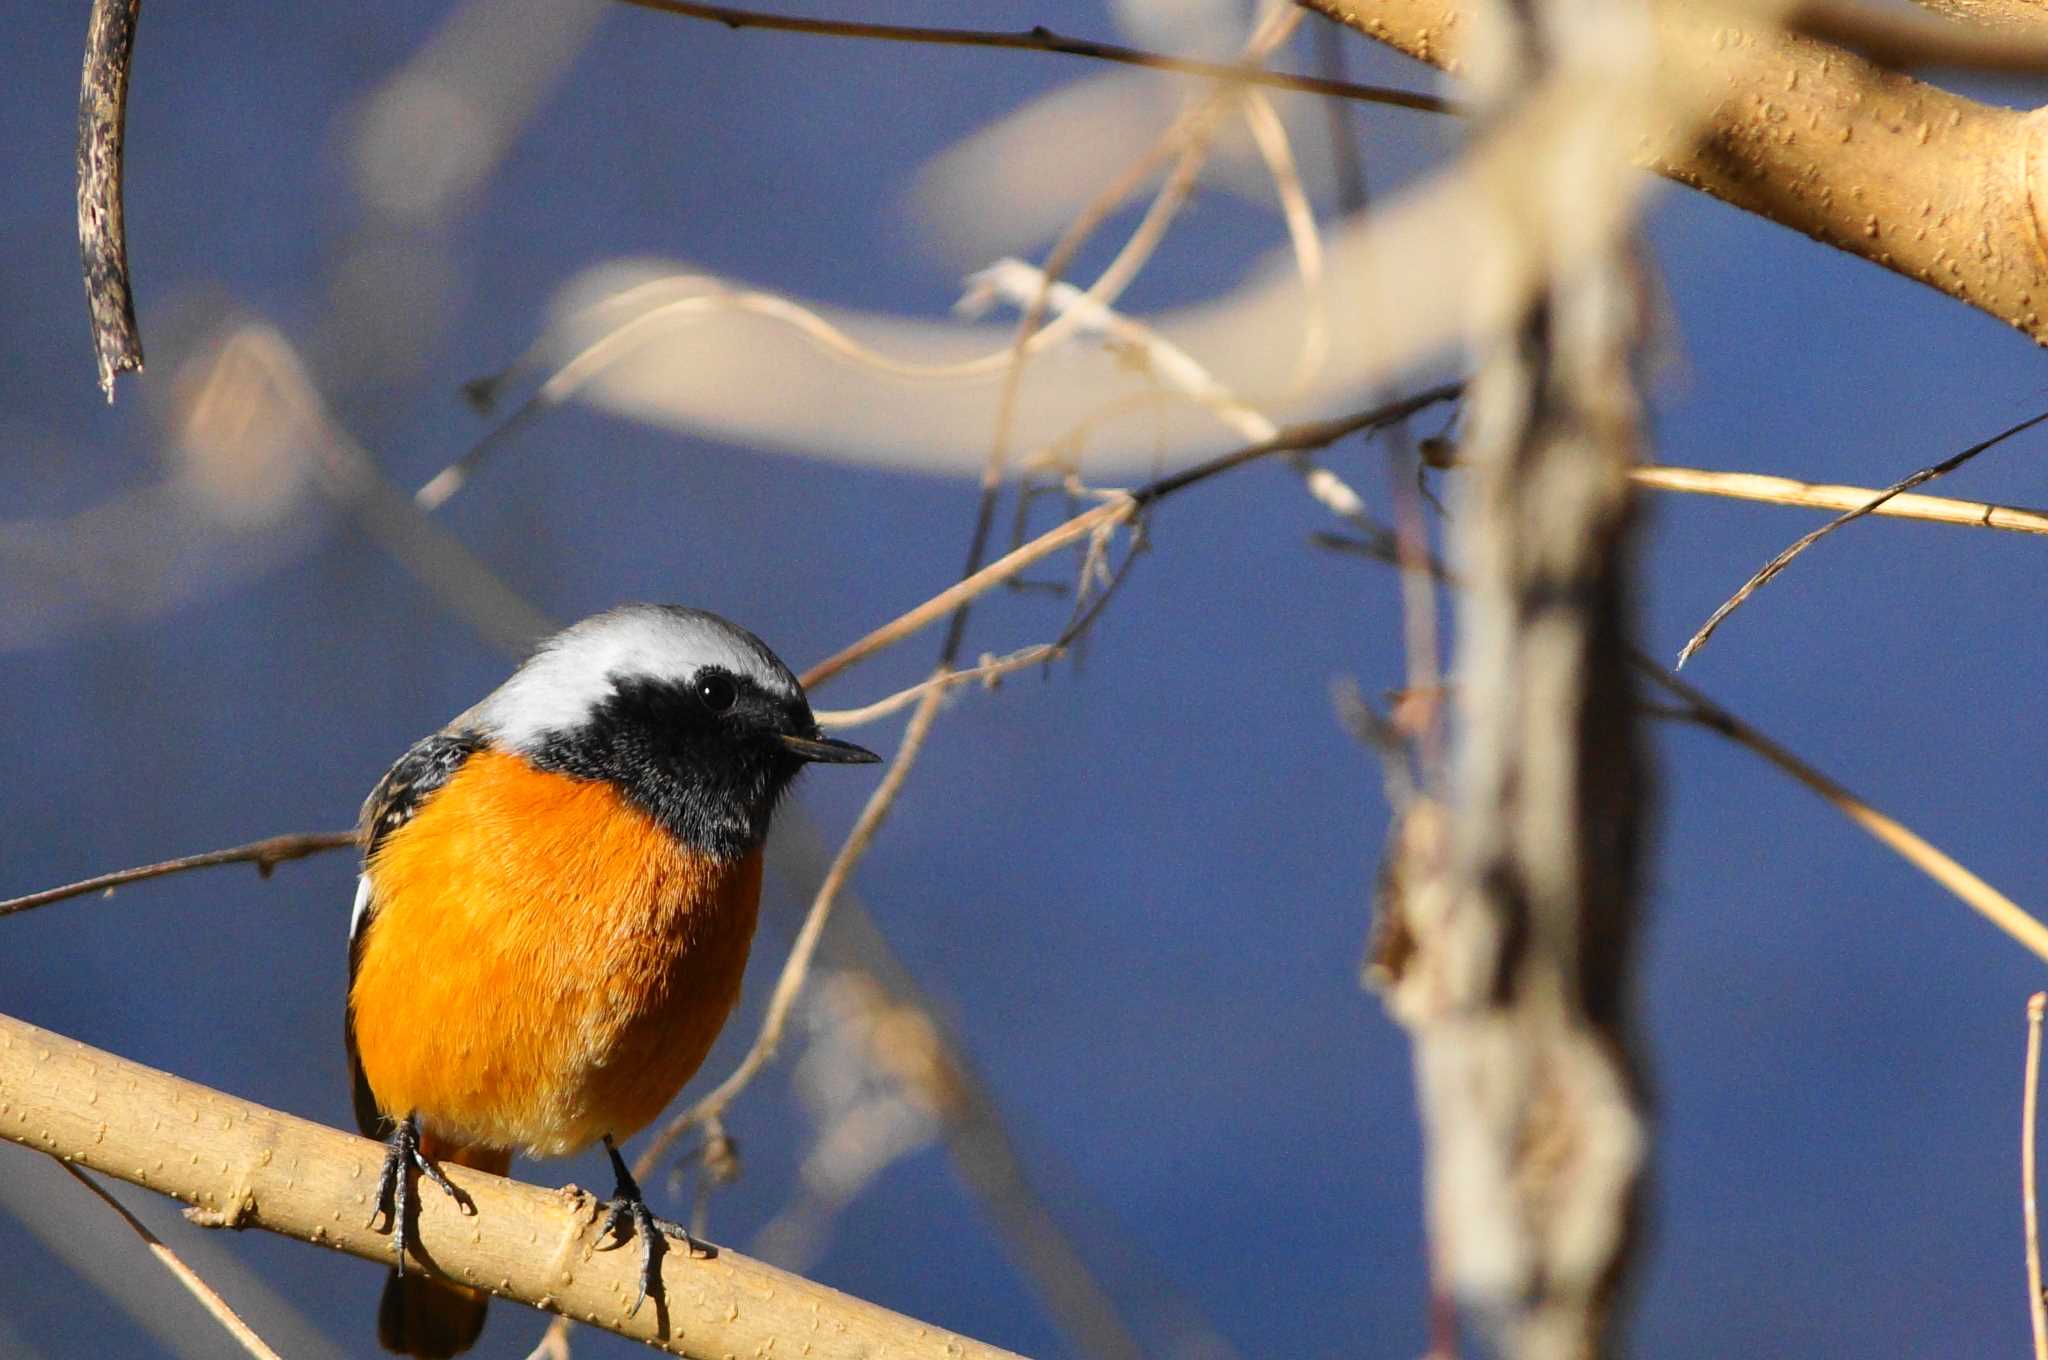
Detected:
[{"left": 525, "top": 674, "right": 805, "bottom": 861}]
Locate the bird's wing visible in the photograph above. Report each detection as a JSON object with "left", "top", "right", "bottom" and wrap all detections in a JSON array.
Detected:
[{"left": 346, "top": 728, "right": 486, "bottom": 1138}]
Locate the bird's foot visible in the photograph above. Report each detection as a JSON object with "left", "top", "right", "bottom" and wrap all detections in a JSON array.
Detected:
[
  {"left": 594, "top": 1135, "right": 703, "bottom": 1315},
  {"left": 369, "top": 1113, "right": 475, "bottom": 1276}
]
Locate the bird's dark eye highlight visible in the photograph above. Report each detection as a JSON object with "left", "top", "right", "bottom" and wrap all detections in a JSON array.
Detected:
[{"left": 695, "top": 672, "right": 737, "bottom": 713}]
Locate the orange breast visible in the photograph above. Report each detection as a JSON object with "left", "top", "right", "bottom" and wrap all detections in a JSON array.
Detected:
[{"left": 349, "top": 749, "right": 763, "bottom": 1157}]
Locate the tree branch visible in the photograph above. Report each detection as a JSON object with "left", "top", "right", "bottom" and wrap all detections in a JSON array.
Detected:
[
  {"left": 1301, "top": 0, "right": 2048, "bottom": 348},
  {"left": 0, "top": 831, "right": 361, "bottom": 920},
  {"left": 613, "top": 0, "right": 1452, "bottom": 113},
  {"left": 0, "top": 1010, "right": 1028, "bottom": 1360}
]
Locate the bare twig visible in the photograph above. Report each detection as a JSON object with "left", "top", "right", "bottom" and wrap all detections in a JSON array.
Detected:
[
  {"left": 1676, "top": 405, "right": 2048, "bottom": 668},
  {"left": 0, "top": 1011, "right": 1027, "bottom": 1360},
  {"left": 638, "top": 683, "right": 949, "bottom": 1171},
  {"left": 941, "top": 2, "right": 1302, "bottom": 667},
  {"left": 53, "top": 1161, "right": 284, "bottom": 1360},
  {"left": 1637, "top": 664, "right": 2048, "bottom": 964},
  {"left": 2026, "top": 992, "right": 2047, "bottom": 1360},
  {"left": 1633, "top": 465, "right": 2048, "bottom": 536},
  {"left": 77, "top": 0, "right": 144, "bottom": 401},
  {"left": 799, "top": 384, "right": 1463, "bottom": 691},
  {"left": 0, "top": 831, "right": 360, "bottom": 920},
  {"left": 610, "top": 0, "right": 1453, "bottom": 112},
  {"left": 814, "top": 645, "right": 1060, "bottom": 729}
]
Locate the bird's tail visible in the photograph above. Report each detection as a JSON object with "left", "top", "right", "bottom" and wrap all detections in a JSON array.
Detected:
[{"left": 377, "top": 1140, "right": 512, "bottom": 1358}]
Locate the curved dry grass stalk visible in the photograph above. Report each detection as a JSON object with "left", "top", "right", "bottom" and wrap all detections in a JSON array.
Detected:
[
  {"left": 53, "top": 1161, "right": 284, "bottom": 1360},
  {"left": 1240, "top": 88, "right": 1331, "bottom": 396}
]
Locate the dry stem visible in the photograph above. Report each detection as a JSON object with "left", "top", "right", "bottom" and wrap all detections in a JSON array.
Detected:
[
  {"left": 1632, "top": 466, "right": 2048, "bottom": 536},
  {"left": 0, "top": 830, "right": 360, "bottom": 920},
  {"left": 612, "top": 0, "right": 1451, "bottom": 111},
  {"left": 54, "top": 1161, "right": 284, "bottom": 1360}
]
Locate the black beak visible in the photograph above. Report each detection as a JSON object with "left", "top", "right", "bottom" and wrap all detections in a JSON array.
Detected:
[{"left": 777, "top": 731, "right": 882, "bottom": 764}]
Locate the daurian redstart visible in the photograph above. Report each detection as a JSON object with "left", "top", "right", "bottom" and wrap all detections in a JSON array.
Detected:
[{"left": 345, "top": 605, "right": 879, "bottom": 1356}]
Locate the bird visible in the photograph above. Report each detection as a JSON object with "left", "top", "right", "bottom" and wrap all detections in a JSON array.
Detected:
[{"left": 344, "top": 604, "right": 880, "bottom": 1357}]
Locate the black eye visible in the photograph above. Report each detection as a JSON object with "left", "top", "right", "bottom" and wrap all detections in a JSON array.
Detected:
[{"left": 695, "top": 672, "right": 737, "bottom": 713}]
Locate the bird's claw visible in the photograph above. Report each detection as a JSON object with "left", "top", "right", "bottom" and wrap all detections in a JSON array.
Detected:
[
  {"left": 595, "top": 1136, "right": 701, "bottom": 1315},
  {"left": 369, "top": 1113, "right": 474, "bottom": 1277}
]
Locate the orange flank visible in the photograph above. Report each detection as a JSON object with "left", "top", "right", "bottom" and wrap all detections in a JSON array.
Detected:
[{"left": 349, "top": 749, "right": 763, "bottom": 1157}]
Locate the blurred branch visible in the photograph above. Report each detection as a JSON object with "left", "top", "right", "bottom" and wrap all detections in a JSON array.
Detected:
[
  {"left": 1302, "top": 0, "right": 2048, "bottom": 348},
  {"left": 76, "top": 0, "right": 143, "bottom": 401},
  {"left": 1780, "top": 0, "right": 2048, "bottom": 68},
  {"left": 0, "top": 1011, "right": 1028, "bottom": 1360},
  {"left": 53, "top": 1161, "right": 284, "bottom": 1360},
  {"left": 0, "top": 831, "right": 360, "bottom": 920},
  {"left": 613, "top": 0, "right": 1453, "bottom": 112},
  {"left": 1895, "top": 0, "right": 2048, "bottom": 34},
  {"left": 1676, "top": 405, "right": 2048, "bottom": 667},
  {"left": 1385, "top": 0, "right": 1654, "bottom": 1347},
  {"left": 1632, "top": 465, "right": 2048, "bottom": 536}
]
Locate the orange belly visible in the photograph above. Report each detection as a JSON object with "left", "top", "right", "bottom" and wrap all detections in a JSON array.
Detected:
[{"left": 349, "top": 749, "right": 762, "bottom": 1157}]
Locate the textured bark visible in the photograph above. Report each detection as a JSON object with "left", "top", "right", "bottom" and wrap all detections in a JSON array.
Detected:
[
  {"left": 76, "top": 0, "right": 143, "bottom": 401},
  {"left": 1302, "top": 0, "right": 2048, "bottom": 348}
]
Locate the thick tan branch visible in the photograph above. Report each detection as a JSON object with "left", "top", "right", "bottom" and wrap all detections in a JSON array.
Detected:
[
  {"left": 0, "top": 1011, "right": 1027, "bottom": 1360},
  {"left": 1302, "top": 0, "right": 2048, "bottom": 347}
]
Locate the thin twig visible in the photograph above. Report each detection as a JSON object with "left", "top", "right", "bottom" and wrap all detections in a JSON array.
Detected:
[
  {"left": 1676, "top": 405, "right": 2048, "bottom": 668},
  {"left": 636, "top": 682, "right": 949, "bottom": 1176},
  {"left": 940, "top": 2, "right": 1300, "bottom": 667},
  {"left": 53, "top": 1161, "right": 284, "bottom": 1360},
  {"left": 1637, "top": 662, "right": 2048, "bottom": 964},
  {"left": 0, "top": 831, "right": 361, "bottom": 920},
  {"left": 800, "top": 385, "right": 1464, "bottom": 692},
  {"left": 814, "top": 645, "right": 1060, "bottom": 729},
  {"left": 610, "top": 0, "right": 1453, "bottom": 113},
  {"left": 77, "top": 0, "right": 144, "bottom": 401},
  {"left": 1634, "top": 465, "right": 2048, "bottom": 536},
  {"left": 2027, "top": 992, "right": 2048, "bottom": 1360}
]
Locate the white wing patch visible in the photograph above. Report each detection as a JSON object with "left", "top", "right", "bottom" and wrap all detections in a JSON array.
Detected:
[{"left": 349, "top": 874, "right": 373, "bottom": 944}]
